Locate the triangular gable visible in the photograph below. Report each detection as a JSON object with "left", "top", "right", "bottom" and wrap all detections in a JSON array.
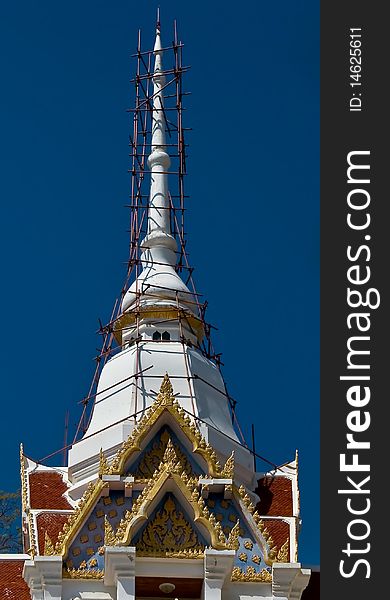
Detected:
[
  {"left": 133, "top": 492, "right": 207, "bottom": 558},
  {"left": 125, "top": 426, "right": 203, "bottom": 480},
  {"left": 43, "top": 376, "right": 289, "bottom": 582}
]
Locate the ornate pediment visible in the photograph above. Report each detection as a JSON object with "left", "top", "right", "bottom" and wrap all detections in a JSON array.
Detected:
[
  {"left": 104, "top": 374, "right": 228, "bottom": 478},
  {"left": 43, "top": 376, "right": 289, "bottom": 582},
  {"left": 134, "top": 493, "right": 206, "bottom": 558}
]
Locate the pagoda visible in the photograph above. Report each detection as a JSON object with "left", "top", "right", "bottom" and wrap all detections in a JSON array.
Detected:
[{"left": 0, "top": 17, "right": 311, "bottom": 600}]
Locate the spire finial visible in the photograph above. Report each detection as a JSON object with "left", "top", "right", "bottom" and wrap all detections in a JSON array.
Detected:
[{"left": 156, "top": 7, "right": 161, "bottom": 30}]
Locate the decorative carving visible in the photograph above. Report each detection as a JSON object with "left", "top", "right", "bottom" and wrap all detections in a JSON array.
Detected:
[
  {"left": 44, "top": 531, "right": 55, "bottom": 556},
  {"left": 276, "top": 539, "right": 289, "bottom": 563},
  {"left": 220, "top": 451, "right": 235, "bottom": 478},
  {"left": 226, "top": 521, "right": 240, "bottom": 550},
  {"left": 134, "top": 429, "right": 193, "bottom": 480},
  {"left": 26, "top": 511, "right": 37, "bottom": 558},
  {"left": 157, "top": 373, "right": 174, "bottom": 405},
  {"left": 231, "top": 566, "right": 272, "bottom": 583},
  {"left": 236, "top": 485, "right": 278, "bottom": 565},
  {"left": 54, "top": 480, "right": 106, "bottom": 556},
  {"left": 252, "top": 554, "right": 261, "bottom": 565},
  {"left": 108, "top": 375, "right": 222, "bottom": 477},
  {"left": 113, "top": 458, "right": 228, "bottom": 550},
  {"left": 64, "top": 567, "right": 104, "bottom": 579},
  {"left": 244, "top": 540, "right": 254, "bottom": 550},
  {"left": 136, "top": 495, "right": 204, "bottom": 556},
  {"left": 98, "top": 448, "right": 110, "bottom": 477},
  {"left": 20, "top": 444, "right": 28, "bottom": 513},
  {"left": 104, "top": 515, "right": 117, "bottom": 546}
]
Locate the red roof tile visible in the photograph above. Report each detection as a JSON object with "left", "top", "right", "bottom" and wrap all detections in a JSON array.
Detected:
[
  {"left": 266, "top": 518, "right": 290, "bottom": 557},
  {"left": 255, "top": 476, "right": 293, "bottom": 516},
  {"left": 0, "top": 560, "right": 31, "bottom": 600},
  {"left": 29, "top": 472, "right": 72, "bottom": 510},
  {"left": 36, "top": 512, "right": 71, "bottom": 554}
]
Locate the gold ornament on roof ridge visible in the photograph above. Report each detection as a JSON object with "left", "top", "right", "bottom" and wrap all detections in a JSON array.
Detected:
[
  {"left": 104, "top": 515, "right": 117, "bottom": 546},
  {"left": 226, "top": 520, "right": 240, "bottom": 550},
  {"left": 275, "top": 539, "right": 289, "bottom": 563},
  {"left": 220, "top": 451, "right": 235, "bottom": 478},
  {"left": 44, "top": 531, "right": 55, "bottom": 556},
  {"left": 98, "top": 448, "right": 110, "bottom": 477},
  {"left": 231, "top": 566, "right": 272, "bottom": 583},
  {"left": 236, "top": 485, "right": 277, "bottom": 564},
  {"left": 26, "top": 511, "right": 37, "bottom": 558},
  {"left": 20, "top": 443, "right": 28, "bottom": 513}
]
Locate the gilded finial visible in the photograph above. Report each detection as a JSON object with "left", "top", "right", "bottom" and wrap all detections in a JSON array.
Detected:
[
  {"left": 157, "top": 373, "right": 174, "bottom": 406},
  {"left": 44, "top": 531, "right": 55, "bottom": 556},
  {"left": 221, "top": 451, "right": 235, "bottom": 478},
  {"left": 99, "top": 448, "right": 109, "bottom": 477},
  {"left": 104, "top": 515, "right": 116, "bottom": 546},
  {"left": 227, "top": 520, "right": 240, "bottom": 550}
]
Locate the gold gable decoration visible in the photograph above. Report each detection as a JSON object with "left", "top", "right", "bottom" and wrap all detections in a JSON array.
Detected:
[
  {"left": 134, "top": 429, "right": 194, "bottom": 481},
  {"left": 108, "top": 374, "right": 224, "bottom": 477},
  {"left": 136, "top": 495, "right": 204, "bottom": 558},
  {"left": 109, "top": 448, "right": 229, "bottom": 551},
  {"left": 236, "top": 485, "right": 279, "bottom": 564},
  {"left": 44, "top": 531, "right": 55, "bottom": 556},
  {"left": 54, "top": 479, "right": 107, "bottom": 556},
  {"left": 231, "top": 566, "right": 272, "bottom": 583}
]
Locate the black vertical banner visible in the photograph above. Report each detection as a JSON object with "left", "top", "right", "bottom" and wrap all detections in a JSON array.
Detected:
[{"left": 321, "top": 1, "right": 388, "bottom": 599}]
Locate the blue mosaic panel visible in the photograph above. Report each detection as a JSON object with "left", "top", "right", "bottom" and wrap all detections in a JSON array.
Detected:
[
  {"left": 128, "top": 426, "right": 203, "bottom": 478},
  {"left": 207, "top": 493, "right": 269, "bottom": 575},
  {"left": 66, "top": 490, "right": 135, "bottom": 572}
]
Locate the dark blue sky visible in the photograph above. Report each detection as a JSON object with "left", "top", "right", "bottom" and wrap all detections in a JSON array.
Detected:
[{"left": 0, "top": 1, "right": 319, "bottom": 564}]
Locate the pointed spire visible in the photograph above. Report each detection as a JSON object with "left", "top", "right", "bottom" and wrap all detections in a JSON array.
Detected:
[
  {"left": 142, "top": 19, "right": 176, "bottom": 252},
  {"left": 121, "top": 18, "right": 196, "bottom": 315}
]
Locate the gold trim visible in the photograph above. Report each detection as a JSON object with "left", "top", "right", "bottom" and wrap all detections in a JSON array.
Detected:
[
  {"left": 109, "top": 374, "right": 222, "bottom": 478},
  {"left": 98, "top": 448, "right": 110, "bottom": 477},
  {"left": 276, "top": 539, "right": 289, "bottom": 563},
  {"left": 220, "top": 451, "right": 235, "bottom": 479},
  {"left": 26, "top": 511, "right": 37, "bottom": 558},
  {"left": 64, "top": 567, "right": 104, "bottom": 580},
  {"left": 231, "top": 566, "right": 272, "bottom": 583},
  {"left": 104, "top": 515, "right": 116, "bottom": 546},
  {"left": 54, "top": 480, "right": 106, "bottom": 557},
  {"left": 113, "top": 456, "right": 228, "bottom": 550},
  {"left": 113, "top": 306, "right": 205, "bottom": 344},
  {"left": 44, "top": 531, "right": 55, "bottom": 556},
  {"left": 235, "top": 485, "right": 278, "bottom": 565},
  {"left": 20, "top": 444, "right": 28, "bottom": 513}
]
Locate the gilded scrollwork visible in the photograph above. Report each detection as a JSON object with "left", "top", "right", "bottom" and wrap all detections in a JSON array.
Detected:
[
  {"left": 108, "top": 375, "right": 223, "bottom": 477},
  {"left": 136, "top": 495, "right": 204, "bottom": 556},
  {"left": 44, "top": 531, "right": 55, "bottom": 556},
  {"left": 98, "top": 448, "right": 110, "bottom": 477},
  {"left": 231, "top": 566, "right": 272, "bottom": 583},
  {"left": 54, "top": 480, "right": 106, "bottom": 556}
]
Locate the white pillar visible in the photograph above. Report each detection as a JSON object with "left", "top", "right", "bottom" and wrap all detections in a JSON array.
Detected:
[
  {"left": 203, "top": 549, "right": 235, "bottom": 600},
  {"left": 23, "top": 556, "right": 62, "bottom": 600},
  {"left": 272, "top": 563, "right": 311, "bottom": 600},
  {"left": 104, "top": 547, "right": 136, "bottom": 600}
]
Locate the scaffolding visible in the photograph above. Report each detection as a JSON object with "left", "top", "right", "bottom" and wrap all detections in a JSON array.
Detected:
[
  {"left": 36, "top": 20, "right": 287, "bottom": 475},
  {"left": 70, "top": 20, "right": 244, "bottom": 446}
]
